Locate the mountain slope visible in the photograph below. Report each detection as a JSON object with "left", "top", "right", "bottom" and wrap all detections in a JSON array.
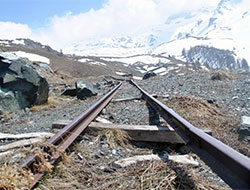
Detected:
[{"left": 168, "top": 0, "right": 250, "bottom": 68}]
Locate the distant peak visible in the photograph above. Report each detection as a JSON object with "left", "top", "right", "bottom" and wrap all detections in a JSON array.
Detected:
[{"left": 217, "top": 0, "right": 241, "bottom": 13}]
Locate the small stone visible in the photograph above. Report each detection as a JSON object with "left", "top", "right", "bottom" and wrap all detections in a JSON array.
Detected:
[
  {"left": 112, "top": 149, "right": 117, "bottom": 155},
  {"left": 99, "top": 150, "right": 105, "bottom": 156},
  {"left": 103, "top": 167, "right": 115, "bottom": 173},
  {"left": 238, "top": 116, "right": 250, "bottom": 140},
  {"left": 77, "top": 153, "right": 83, "bottom": 160},
  {"left": 232, "top": 96, "right": 239, "bottom": 100},
  {"left": 207, "top": 99, "right": 214, "bottom": 104}
]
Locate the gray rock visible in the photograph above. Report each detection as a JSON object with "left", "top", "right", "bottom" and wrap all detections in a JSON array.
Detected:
[
  {"left": 39, "top": 63, "right": 54, "bottom": 73},
  {"left": 75, "top": 80, "right": 97, "bottom": 100},
  {"left": 0, "top": 53, "right": 49, "bottom": 112},
  {"left": 94, "top": 83, "right": 101, "bottom": 89},
  {"left": 238, "top": 116, "right": 250, "bottom": 140},
  {"left": 61, "top": 88, "right": 77, "bottom": 97},
  {"left": 143, "top": 72, "right": 156, "bottom": 80},
  {"left": 0, "top": 105, "right": 3, "bottom": 115}
]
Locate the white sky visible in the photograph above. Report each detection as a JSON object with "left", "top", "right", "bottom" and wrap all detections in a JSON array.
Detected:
[{"left": 0, "top": 0, "right": 222, "bottom": 49}]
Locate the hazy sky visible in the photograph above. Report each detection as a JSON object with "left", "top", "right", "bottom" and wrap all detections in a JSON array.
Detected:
[{"left": 0, "top": 0, "right": 224, "bottom": 49}]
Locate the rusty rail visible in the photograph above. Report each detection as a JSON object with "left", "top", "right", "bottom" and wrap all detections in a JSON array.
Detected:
[
  {"left": 18, "top": 82, "right": 122, "bottom": 189},
  {"left": 130, "top": 80, "right": 250, "bottom": 189}
]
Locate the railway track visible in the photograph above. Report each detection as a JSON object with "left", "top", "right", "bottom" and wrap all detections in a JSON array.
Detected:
[{"left": 8, "top": 80, "right": 250, "bottom": 189}]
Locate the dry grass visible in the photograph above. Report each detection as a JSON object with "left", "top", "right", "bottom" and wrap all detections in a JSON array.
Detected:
[
  {"left": 0, "top": 165, "right": 35, "bottom": 190},
  {"left": 36, "top": 157, "right": 219, "bottom": 190},
  {"left": 0, "top": 141, "right": 70, "bottom": 189},
  {"left": 164, "top": 95, "right": 250, "bottom": 157},
  {"left": 96, "top": 129, "right": 131, "bottom": 148},
  {"left": 36, "top": 159, "right": 178, "bottom": 190},
  {"left": 31, "top": 133, "right": 230, "bottom": 190},
  {"left": 29, "top": 97, "right": 63, "bottom": 112},
  {"left": 165, "top": 95, "right": 237, "bottom": 131},
  {"left": 1, "top": 111, "right": 15, "bottom": 119}
]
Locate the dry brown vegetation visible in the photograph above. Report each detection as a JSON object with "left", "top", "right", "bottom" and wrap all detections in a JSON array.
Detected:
[
  {"left": 96, "top": 129, "right": 131, "bottom": 148},
  {"left": 35, "top": 142, "right": 229, "bottom": 190},
  {"left": 29, "top": 97, "right": 65, "bottom": 112},
  {"left": 0, "top": 165, "right": 34, "bottom": 190},
  {"left": 164, "top": 95, "right": 250, "bottom": 157},
  {"left": 0, "top": 141, "right": 69, "bottom": 190}
]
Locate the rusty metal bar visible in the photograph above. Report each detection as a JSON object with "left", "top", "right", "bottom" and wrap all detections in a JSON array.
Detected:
[
  {"left": 130, "top": 80, "right": 250, "bottom": 189},
  {"left": 18, "top": 82, "right": 122, "bottom": 189}
]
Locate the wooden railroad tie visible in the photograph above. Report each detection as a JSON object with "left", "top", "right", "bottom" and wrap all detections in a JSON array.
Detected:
[{"left": 52, "top": 118, "right": 212, "bottom": 144}]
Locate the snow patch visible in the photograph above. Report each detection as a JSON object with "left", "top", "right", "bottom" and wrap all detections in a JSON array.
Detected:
[
  {"left": 133, "top": 76, "right": 142, "bottom": 80},
  {"left": 116, "top": 72, "right": 126, "bottom": 75},
  {"left": 103, "top": 55, "right": 170, "bottom": 65},
  {"left": 11, "top": 51, "right": 50, "bottom": 64},
  {"left": 12, "top": 39, "right": 25, "bottom": 45},
  {"left": 78, "top": 58, "right": 91, "bottom": 62},
  {"left": 0, "top": 52, "right": 19, "bottom": 61},
  {"left": 154, "top": 67, "right": 167, "bottom": 74},
  {"left": 0, "top": 40, "right": 10, "bottom": 45},
  {"left": 88, "top": 62, "right": 106, "bottom": 66}
]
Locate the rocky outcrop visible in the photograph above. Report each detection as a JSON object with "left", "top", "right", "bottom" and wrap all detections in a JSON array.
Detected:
[
  {"left": 0, "top": 52, "right": 49, "bottom": 112},
  {"left": 186, "top": 46, "right": 249, "bottom": 70},
  {"left": 75, "top": 80, "right": 97, "bottom": 100},
  {"left": 210, "top": 71, "right": 232, "bottom": 80},
  {"left": 143, "top": 72, "right": 156, "bottom": 80}
]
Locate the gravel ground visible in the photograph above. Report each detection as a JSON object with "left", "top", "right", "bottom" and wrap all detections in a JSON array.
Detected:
[{"left": 0, "top": 70, "right": 249, "bottom": 189}]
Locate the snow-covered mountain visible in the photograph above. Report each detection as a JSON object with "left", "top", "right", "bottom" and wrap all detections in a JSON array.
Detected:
[
  {"left": 166, "top": 0, "right": 250, "bottom": 69},
  {"left": 65, "top": 34, "right": 159, "bottom": 57},
  {"left": 63, "top": 0, "right": 249, "bottom": 70}
]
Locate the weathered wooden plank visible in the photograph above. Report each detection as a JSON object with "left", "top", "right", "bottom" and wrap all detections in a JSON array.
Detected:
[
  {"left": 0, "top": 138, "right": 46, "bottom": 152},
  {"left": 0, "top": 132, "right": 54, "bottom": 140},
  {"left": 89, "top": 122, "right": 185, "bottom": 143},
  {"left": 52, "top": 120, "right": 186, "bottom": 143}
]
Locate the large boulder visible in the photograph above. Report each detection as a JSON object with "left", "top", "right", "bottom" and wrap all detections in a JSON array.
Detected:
[
  {"left": 75, "top": 80, "right": 97, "bottom": 100},
  {"left": 0, "top": 52, "right": 49, "bottom": 112},
  {"left": 238, "top": 116, "right": 250, "bottom": 141}
]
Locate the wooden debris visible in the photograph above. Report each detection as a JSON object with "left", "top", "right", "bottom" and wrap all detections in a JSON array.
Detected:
[
  {"left": 112, "top": 154, "right": 200, "bottom": 168},
  {"left": 0, "top": 137, "right": 48, "bottom": 152},
  {"left": 0, "top": 132, "right": 54, "bottom": 140},
  {"left": 168, "top": 155, "right": 199, "bottom": 166},
  {"left": 0, "top": 138, "right": 41, "bottom": 152}
]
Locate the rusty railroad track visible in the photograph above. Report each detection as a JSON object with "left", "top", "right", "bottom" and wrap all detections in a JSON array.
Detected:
[{"left": 17, "top": 81, "right": 250, "bottom": 189}]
